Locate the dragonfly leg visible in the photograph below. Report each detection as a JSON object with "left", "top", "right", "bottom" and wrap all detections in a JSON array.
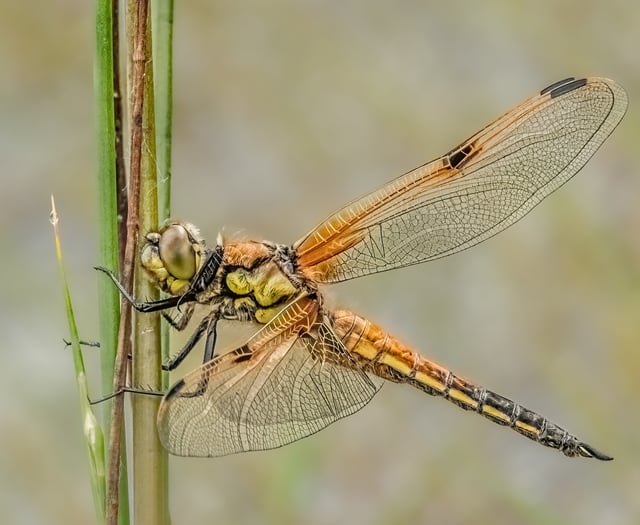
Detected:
[
  {"left": 162, "top": 314, "right": 226, "bottom": 402},
  {"left": 89, "top": 385, "right": 165, "bottom": 405},
  {"left": 95, "top": 266, "right": 192, "bottom": 312},
  {"left": 162, "top": 311, "right": 220, "bottom": 371},
  {"left": 162, "top": 303, "right": 195, "bottom": 331},
  {"left": 162, "top": 316, "right": 209, "bottom": 371},
  {"left": 202, "top": 315, "right": 219, "bottom": 364}
]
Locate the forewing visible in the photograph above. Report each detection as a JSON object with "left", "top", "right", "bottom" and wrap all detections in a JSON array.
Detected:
[
  {"left": 294, "top": 77, "right": 627, "bottom": 282},
  {"left": 157, "top": 295, "right": 381, "bottom": 457}
]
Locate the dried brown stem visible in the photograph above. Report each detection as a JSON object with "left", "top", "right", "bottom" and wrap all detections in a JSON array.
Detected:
[{"left": 105, "top": 0, "right": 150, "bottom": 523}]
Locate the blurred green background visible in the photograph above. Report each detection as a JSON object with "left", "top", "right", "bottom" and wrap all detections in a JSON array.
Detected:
[{"left": 2, "top": 1, "right": 638, "bottom": 524}]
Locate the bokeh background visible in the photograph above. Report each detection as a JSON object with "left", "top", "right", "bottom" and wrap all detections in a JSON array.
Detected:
[{"left": 2, "top": 1, "right": 639, "bottom": 524}]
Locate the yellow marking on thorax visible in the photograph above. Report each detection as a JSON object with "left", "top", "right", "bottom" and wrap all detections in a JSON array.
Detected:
[
  {"left": 226, "top": 269, "right": 253, "bottom": 295},
  {"left": 226, "top": 259, "right": 298, "bottom": 315},
  {"left": 253, "top": 265, "right": 297, "bottom": 307}
]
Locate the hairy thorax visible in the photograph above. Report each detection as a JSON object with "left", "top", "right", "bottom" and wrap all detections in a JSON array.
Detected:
[{"left": 213, "top": 241, "right": 301, "bottom": 324}]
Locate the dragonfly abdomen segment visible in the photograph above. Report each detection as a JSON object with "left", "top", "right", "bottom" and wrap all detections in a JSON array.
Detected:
[{"left": 332, "top": 310, "right": 611, "bottom": 460}]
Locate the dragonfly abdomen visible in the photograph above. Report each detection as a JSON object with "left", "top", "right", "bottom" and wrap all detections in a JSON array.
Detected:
[{"left": 332, "top": 310, "right": 611, "bottom": 460}]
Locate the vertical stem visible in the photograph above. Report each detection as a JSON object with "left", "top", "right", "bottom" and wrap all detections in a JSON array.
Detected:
[
  {"left": 111, "top": 2, "right": 131, "bottom": 521},
  {"left": 100, "top": 0, "right": 172, "bottom": 521},
  {"left": 95, "top": 0, "right": 130, "bottom": 522},
  {"left": 152, "top": 0, "right": 175, "bottom": 389},
  {"left": 152, "top": 0, "right": 174, "bottom": 223},
  {"left": 112, "top": 0, "right": 128, "bottom": 270},
  {"left": 94, "top": 0, "right": 120, "bottom": 422},
  {"left": 131, "top": 11, "right": 170, "bottom": 523},
  {"left": 106, "top": 0, "right": 152, "bottom": 522}
]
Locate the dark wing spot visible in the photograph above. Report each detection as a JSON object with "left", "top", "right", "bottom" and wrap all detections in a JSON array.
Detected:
[
  {"left": 233, "top": 352, "right": 252, "bottom": 363},
  {"left": 448, "top": 143, "right": 475, "bottom": 169},
  {"left": 540, "top": 77, "right": 575, "bottom": 95},
  {"left": 548, "top": 78, "right": 587, "bottom": 98}
]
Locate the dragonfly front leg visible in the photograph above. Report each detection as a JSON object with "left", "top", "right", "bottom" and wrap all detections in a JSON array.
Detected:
[
  {"left": 162, "top": 302, "right": 195, "bottom": 331},
  {"left": 95, "top": 266, "right": 193, "bottom": 313}
]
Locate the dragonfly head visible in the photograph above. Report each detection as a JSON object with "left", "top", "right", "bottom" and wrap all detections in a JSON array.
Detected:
[{"left": 141, "top": 221, "right": 206, "bottom": 295}]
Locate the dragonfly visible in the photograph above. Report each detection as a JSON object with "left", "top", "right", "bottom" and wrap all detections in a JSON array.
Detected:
[{"left": 102, "top": 77, "right": 626, "bottom": 459}]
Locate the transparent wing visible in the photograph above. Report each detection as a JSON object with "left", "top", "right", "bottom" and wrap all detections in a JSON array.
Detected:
[
  {"left": 294, "top": 77, "right": 627, "bottom": 283},
  {"left": 157, "top": 295, "right": 382, "bottom": 457}
]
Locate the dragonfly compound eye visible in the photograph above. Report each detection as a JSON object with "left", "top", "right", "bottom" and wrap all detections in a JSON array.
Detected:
[{"left": 159, "top": 223, "right": 198, "bottom": 280}]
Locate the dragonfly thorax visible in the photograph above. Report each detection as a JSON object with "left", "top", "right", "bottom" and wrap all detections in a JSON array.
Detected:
[{"left": 216, "top": 240, "right": 308, "bottom": 324}]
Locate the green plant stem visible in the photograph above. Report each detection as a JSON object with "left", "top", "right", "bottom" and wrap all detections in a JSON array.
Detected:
[
  {"left": 94, "top": 0, "right": 120, "bottom": 426},
  {"left": 112, "top": 0, "right": 128, "bottom": 269},
  {"left": 152, "top": 0, "right": 174, "bottom": 390},
  {"left": 152, "top": 0, "right": 174, "bottom": 222},
  {"left": 95, "top": 0, "right": 130, "bottom": 522},
  {"left": 105, "top": 0, "right": 154, "bottom": 521},
  {"left": 131, "top": 12, "right": 170, "bottom": 523},
  {"left": 52, "top": 199, "right": 107, "bottom": 523}
]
